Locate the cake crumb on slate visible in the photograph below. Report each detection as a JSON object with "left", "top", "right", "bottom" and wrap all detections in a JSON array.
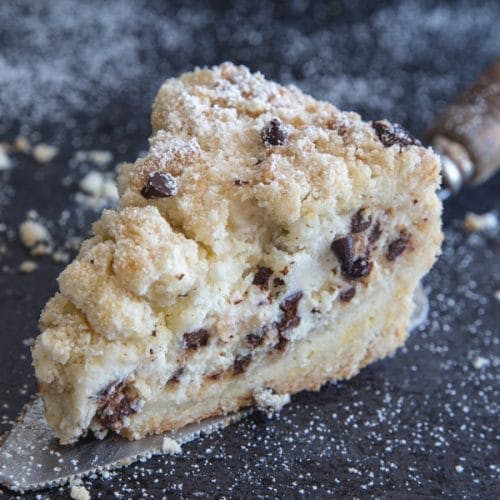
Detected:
[
  {"left": 75, "top": 150, "right": 113, "bottom": 167},
  {"left": 0, "top": 144, "right": 12, "bottom": 170},
  {"left": 70, "top": 483, "right": 90, "bottom": 500},
  {"left": 162, "top": 437, "right": 182, "bottom": 455},
  {"left": 254, "top": 388, "right": 291, "bottom": 415},
  {"left": 494, "top": 290, "right": 500, "bottom": 302},
  {"left": 464, "top": 211, "right": 498, "bottom": 232},
  {"left": 32, "top": 143, "right": 58, "bottom": 164},
  {"left": 77, "top": 170, "right": 119, "bottom": 208},
  {"left": 19, "top": 260, "right": 38, "bottom": 273},
  {"left": 19, "top": 220, "right": 50, "bottom": 248},
  {"left": 472, "top": 356, "right": 490, "bottom": 370},
  {"left": 13, "top": 135, "right": 31, "bottom": 154}
]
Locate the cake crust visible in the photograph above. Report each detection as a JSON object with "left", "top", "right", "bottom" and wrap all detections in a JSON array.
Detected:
[{"left": 32, "top": 63, "right": 442, "bottom": 444}]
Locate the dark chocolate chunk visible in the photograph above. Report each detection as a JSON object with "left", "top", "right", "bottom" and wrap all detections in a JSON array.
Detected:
[
  {"left": 253, "top": 266, "right": 273, "bottom": 290},
  {"left": 233, "top": 354, "right": 252, "bottom": 374},
  {"left": 386, "top": 231, "right": 411, "bottom": 261},
  {"left": 339, "top": 286, "right": 356, "bottom": 302},
  {"left": 261, "top": 118, "right": 288, "bottom": 146},
  {"left": 331, "top": 235, "right": 354, "bottom": 275},
  {"left": 351, "top": 208, "right": 372, "bottom": 233},
  {"left": 368, "top": 220, "right": 382, "bottom": 245},
  {"left": 371, "top": 121, "right": 421, "bottom": 148},
  {"left": 95, "top": 381, "right": 136, "bottom": 428},
  {"left": 183, "top": 328, "right": 209, "bottom": 350},
  {"left": 234, "top": 179, "right": 250, "bottom": 186},
  {"left": 276, "top": 291, "right": 303, "bottom": 333},
  {"left": 141, "top": 172, "right": 178, "bottom": 199}
]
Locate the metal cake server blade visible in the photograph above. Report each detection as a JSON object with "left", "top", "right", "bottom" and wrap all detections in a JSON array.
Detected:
[
  {"left": 0, "top": 286, "right": 428, "bottom": 492},
  {"left": 0, "top": 397, "right": 251, "bottom": 492}
]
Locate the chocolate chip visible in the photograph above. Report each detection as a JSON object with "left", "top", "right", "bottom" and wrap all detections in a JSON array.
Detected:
[
  {"left": 96, "top": 381, "right": 137, "bottom": 428},
  {"left": 331, "top": 236, "right": 354, "bottom": 275},
  {"left": 261, "top": 118, "right": 288, "bottom": 146},
  {"left": 183, "top": 329, "right": 209, "bottom": 350},
  {"left": 233, "top": 354, "right": 252, "bottom": 374},
  {"left": 331, "top": 235, "right": 372, "bottom": 279},
  {"left": 253, "top": 267, "right": 273, "bottom": 291},
  {"left": 276, "top": 291, "right": 303, "bottom": 333},
  {"left": 386, "top": 231, "right": 411, "bottom": 261},
  {"left": 351, "top": 208, "right": 372, "bottom": 233},
  {"left": 368, "top": 221, "right": 382, "bottom": 245},
  {"left": 234, "top": 179, "right": 250, "bottom": 186},
  {"left": 371, "top": 120, "right": 420, "bottom": 148},
  {"left": 339, "top": 287, "right": 356, "bottom": 302},
  {"left": 141, "top": 172, "right": 178, "bottom": 199}
]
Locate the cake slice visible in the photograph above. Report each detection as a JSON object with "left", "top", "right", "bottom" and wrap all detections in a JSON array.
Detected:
[{"left": 32, "top": 63, "right": 442, "bottom": 444}]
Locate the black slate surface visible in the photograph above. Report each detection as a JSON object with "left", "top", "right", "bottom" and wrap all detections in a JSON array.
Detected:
[{"left": 0, "top": 1, "right": 499, "bottom": 498}]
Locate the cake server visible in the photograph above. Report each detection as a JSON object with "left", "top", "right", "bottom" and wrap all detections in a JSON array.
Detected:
[{"left": 1, "top": 58, "right": 499, "bottom": 493}]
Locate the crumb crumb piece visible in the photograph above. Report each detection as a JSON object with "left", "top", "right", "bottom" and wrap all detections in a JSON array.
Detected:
[
  {"left": 31, "top": 242, "right": 52, "bottom": 256},
  {"left": 32, "top": 143, "right": 58, "bottom": 164},
  {"left": 65, "top": 236, "right": 83, "bottom": 251},
  {"left": 70, "top": 484, "right": 90, "bottom": 500},
  {"left": 472, "top": 356, "right": 490, "bottom": 370},
  {"left": 494, "top": 290, "right": 500, "bottom": 302},
  {"left": 253, "top": 388, "right": 290, "bottom": 415},
  {"left": 78, "top": 170, "right": 119, "bottom": 208},
  {"left": 13, "top": 136, "right": 31, "bottom": 154},
  {"left": 19, "top": 220, "right": 50, "bottom": 248},
  {"left": 464, "top": 211, "right": 497, "bottom": 232},
  {"left": 455, "top": 465, "right": 464, "bottom": 473},
  {"left": 161, "top": 436, "right": 182, "bottom": 455},
  {"left": 75, "top": 150, "right": 113, "bottom": 166},
  {"left": 52, "top": 250, "right": 70, "bottom": 263},
  {"left": 19, "top": 260, "right": 38, "bottom": 273},
  {"left": 0, "top": 144, "right": 12, "bottom": 170},
  {"left": 22, "top": 337, "right": 35, "bottom": 347}
]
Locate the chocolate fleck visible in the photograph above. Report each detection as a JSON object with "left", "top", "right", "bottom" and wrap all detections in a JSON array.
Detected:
[
  {"left": 95, "top": 381, "right": 136, "bottom": 428},
  {"left": 368, "top": 220, "right": 382, "bottom": 245},
  {"left": 247, "top": 326, "right": 268, "bottom": 347},
  {"left": 351, "top": 208, "right": 372, "bottom": 233},
  {"left": 141, "top": 172, "right": 178, "bottom": 199},
  {"left": 275, "top": 333, "right": 289, "bottom": 351},
  {"left": 276, "top": 291, "right": 303, "bottom": 333},
  {"left": 234, "top": 179, "right": 250, "bottom": 186},
  {"left": 371, "top": 120, "right": 420, "bottom": 148},
  {"left": 339, "top": 287, "right": 356, "bottom": 302},
  {"left": 253, "top": 266, "right": 273, "bottom": 291},
  {"left": 184, "top": 328, "right": 209, "bottom": 350},
  {"left": 273, "top": 277, "right": 285, "bottom": 287},
  {"left": 387, "top": 231, "right": 411, "bottom": 261},
  {"left": 233, "top": 354, "right": 252, "bottom": 374},
  {"left": 168, "top": 367, "right": 184, "bottom": 384},
  {"left": 261, "top": 118, "right": 288, "bottom": 146}
]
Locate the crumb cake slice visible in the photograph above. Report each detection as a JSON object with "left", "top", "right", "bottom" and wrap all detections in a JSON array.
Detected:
[{"left": 32, "top": 63, "right": 442, "bottom": 444}]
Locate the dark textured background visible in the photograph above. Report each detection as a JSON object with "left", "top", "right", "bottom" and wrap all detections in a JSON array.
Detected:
[{"left": 0, "top": 0, "right": 499, "bottom": 498}]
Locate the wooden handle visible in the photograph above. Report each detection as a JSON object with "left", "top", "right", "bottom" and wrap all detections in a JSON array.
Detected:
[{"left": 427, "top": 57, "right": 500, "bottom": 187}]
